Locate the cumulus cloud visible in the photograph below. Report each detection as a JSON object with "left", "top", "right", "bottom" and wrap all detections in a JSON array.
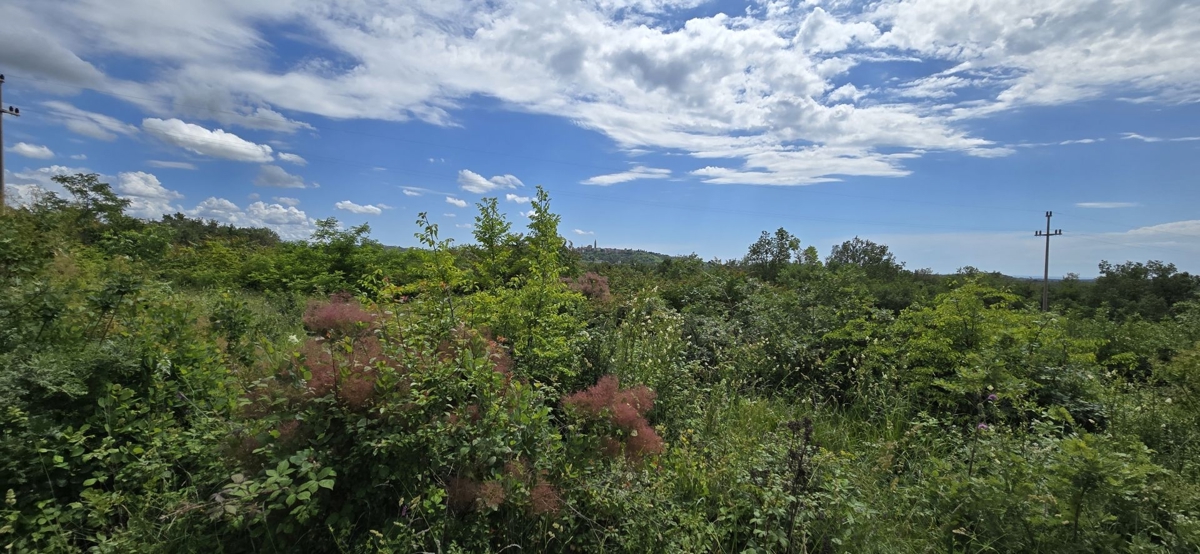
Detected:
[
  {"left": 457, "top": 169, "right": 524, "bottom": 194},
  {"left": 116, "top": 171, "right": 184, "bottom": 218},
  {"left": 1076, "top": 202, "right": 1139, "bottom": 209},
  {"left": 278, "top": 152, "right": 307, "bottom": 166},
  {"left": 402, "top": 188, "right": 422, "bottom": 197},
  {"left": 273, "top": 196, "right": 300, "bottom": 206},
  {"left": 7, "top": 143, "right": 54, "bottom": 159},
  {"left": 146, "top": 160, "right": 198, "bottom": 170},
  {"left": 42, "top": 101, "right": 138, "bottom": 141},
  {"left": 505, "top": 193, "right": 531, "bottom": 203},
  {"left": 335, "top": 200, "right": 389, "bottom": 215},
  {"left": 255, "top": 165, "right": 311, "bottom": 188},
  {"left": 6, "top": 0, "right": 1200, "bottom": 185},
  {"left": 143, "top": 118, "right": 274, "bottom": 162},
  {"left": 190, "top": 197, "right": 314, "bottom": 240},
  {"left": 446, "top": 196, "right": 468, "bottom": 208},
  {"left": 582, "top": 166, "right": 671, "bottom": 186},
  {"left": 573, "top": 229, "right": 595, "bottom": 235},
  {"left": 3, "top": 165, "right": 89, "bottom": 196}
]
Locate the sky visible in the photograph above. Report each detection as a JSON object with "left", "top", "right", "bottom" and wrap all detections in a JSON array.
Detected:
[{"left": 2, "top": 0, "right": 1199, "bottom": 277}]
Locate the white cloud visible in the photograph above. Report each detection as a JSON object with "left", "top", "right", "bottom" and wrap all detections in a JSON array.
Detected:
[
  {"left": 4, "top": 183, "right": 55, "bottom": 208},
  {"left": 116, "top": 171, "right": 184, "bottom": 218},
  {"left": 1076, "top": 202, "right": 1139, "bottom": 209},
  {"left": 520, "top": 209, "right": 538, "bottom": 219},
  {"left": 42, "top": 101, "right": 138, "bottom": 141},
  {"left": 335, "top": 200, "right": 389, "bottom": 215},
  {"left": 573, "top": 229, "right": 595, "bottom": 235},
  {"left": 6, "top": 0, "right": 1200, "bottom": 186},
  {"left": 1060, "top": 138, "right": 1103, "bottom": 145},
  {"left": 458, "top": 169, "right": 524, "bottom": 194},
  {"left": 3, "top": 165, "right": 89, "bottom": 196},
  {"left": 1125, "top": 220, "right": 1200, "bottom": 238},
  {"left": 274, "top": 196, "right": 300, "bottom": 206},
  {"left": 402, "top": 188, "right": 422, "bottom": 197},
  {"left": 146, "top": 160, "right": 198, "bottom": 170},
  {"left": 505, "top": 193, "right": 531, "bottom": 203},
  {"left": 255, "top": 165, "right": 311, "bottom": 188},
  {"left": 582, "top": 166, "right": 671, "bottom": 186},
  {"left": 443, "top": 213, "right": 457, "bottom": 218},
  {"left": 455, "top": 223, "right": 474, "bottom": 229},
  {"left": 70, "top": 154, "right": 87, "bottom": 160},
  {"left": 446, "top": 196, "right": 468, "bottom": 208},
  {"left": 248, "top": 193, "right": 260, "bottom": 200},
  {"left": 1122, "top": 132, "right": 1200, "bottom": 143},
  {"left": 1122, "top": 133, "right": 1162, "bottom": 143},
  {"left": 7, "top": 143, "right": 54, "bottom": 159},
  {"left": 278, "top": 152, "right": 308, "bottom": 166},
  {"left": 190, "top": 197, "right": 314, "bottom": 240},
  {"left": 143, "top": 118, "right": 274, "bottom": 162}
]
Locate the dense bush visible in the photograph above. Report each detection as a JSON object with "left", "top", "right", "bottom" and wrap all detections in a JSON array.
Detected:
[{"left": 2, "top": 174, "right": 1199, "bottom": 552}]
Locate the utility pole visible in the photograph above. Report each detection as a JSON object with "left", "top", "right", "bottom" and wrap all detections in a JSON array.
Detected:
[
  {"left": 1034, "top": 211, "right": 1063, "bottom": 312},
  {"left": 0, "top": 74, "right": 23, "bottom": 213}
]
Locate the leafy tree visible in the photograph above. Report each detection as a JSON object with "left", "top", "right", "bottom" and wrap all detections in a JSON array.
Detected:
[
  {"left": 826, "top": 236, "right": 904, "bottom": 279},
  {"left": 472, "top": 197, "right": 516, "bottom": 289},
  {"left": 1092, "top": 260, "right": 1199, "bottom": 320},
  {"left": 53, "top": 173, "right": 133, "bottom": 243},
  {"left": 743, "top": 227, "right": 800, "bottom": 281}
]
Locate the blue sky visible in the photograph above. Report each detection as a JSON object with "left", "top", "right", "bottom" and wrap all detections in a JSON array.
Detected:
[{"left": 3, "top": 0, "right": 1199, "bottom": 276}]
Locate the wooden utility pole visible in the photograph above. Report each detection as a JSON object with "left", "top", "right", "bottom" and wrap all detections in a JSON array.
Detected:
[
  {"left": 0, "top": 74, "right": 23, "bottom": 212},
  {"left": 1035, "top": 211, "right": 1063, "bottom": 311}
]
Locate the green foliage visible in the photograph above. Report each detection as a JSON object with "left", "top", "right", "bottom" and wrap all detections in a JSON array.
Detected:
[
  {"left": 3, "top": 173, "right": 1200, "bottom": 552},
  {"left": 743, "top": 227, "right": 800, "bottom": 282}
]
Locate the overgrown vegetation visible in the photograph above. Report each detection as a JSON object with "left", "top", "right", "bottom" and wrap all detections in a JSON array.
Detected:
[{"left": 3, "top": 173, "right": 1200, "bottom": 552}]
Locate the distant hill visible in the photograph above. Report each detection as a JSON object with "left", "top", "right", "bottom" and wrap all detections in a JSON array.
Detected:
[{"left": 573, "top": 246, "right": 673, "bottom": 265}]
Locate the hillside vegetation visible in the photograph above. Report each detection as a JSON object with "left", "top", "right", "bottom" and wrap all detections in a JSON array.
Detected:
[{"left": 3, "top": 174, "right": 1200, "bottom": 553}]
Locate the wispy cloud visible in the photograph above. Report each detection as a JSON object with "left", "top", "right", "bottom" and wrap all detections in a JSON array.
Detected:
[
  {"left": 1122, "top": 132, "right": 1200, "bottom": 143},
  {"left": 278, "top": 153, "right": 307, "bottom": 166},
  {"left": 582, "top": 167, "right": 671, "bottom": 186},
  {"left": 573, "top": 229, "right": 595, "bottom": 235},
  {"left": 1076, "top": 202, "right": 1139, "bottom": 209},
  {"left": 43, "top": 101, "right": 138, "bottom": 141},
  {"left": 146, "top": 160, "right": 198, "bottom": 170},
  {"left": 255, "top": 165, "right": 313, "bottom": 188},
  {"left": 446, "top": 196, "right": 468, "bottom": 208}
]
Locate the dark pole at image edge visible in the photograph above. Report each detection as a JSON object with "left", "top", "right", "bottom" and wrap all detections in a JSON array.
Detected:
[{"left": 0, "top": 73, "right": 24, "bottom": 213}]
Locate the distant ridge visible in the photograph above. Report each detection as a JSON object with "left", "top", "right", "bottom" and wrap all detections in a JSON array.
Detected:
[{"left": 573, "top": 245, "right": 674, "bottom": 265}]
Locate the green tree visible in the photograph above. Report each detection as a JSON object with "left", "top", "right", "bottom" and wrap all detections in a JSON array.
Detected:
[
  {"left": 472, "top": 197, "right": 515, "bottom": 289},
  {"left": 743, "top": 227, "right": 800, "bottom": 282}
]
